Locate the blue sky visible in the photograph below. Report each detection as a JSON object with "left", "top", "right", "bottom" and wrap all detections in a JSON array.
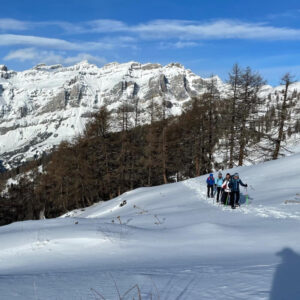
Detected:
[{"left": 1, "top": 0, "right": 300, "bottom": 85}]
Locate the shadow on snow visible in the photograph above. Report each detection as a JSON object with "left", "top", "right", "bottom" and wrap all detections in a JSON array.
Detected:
[{"left": 270, "top": 248, "right": 300, "bottom": 300}]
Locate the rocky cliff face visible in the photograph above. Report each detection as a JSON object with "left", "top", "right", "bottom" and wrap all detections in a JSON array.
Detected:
[
  {"left": 0, "top": 61, "right": 299, "bottom": 168},
  {"left": 0, "top": 61, "right": 218, "bottom": 167}
]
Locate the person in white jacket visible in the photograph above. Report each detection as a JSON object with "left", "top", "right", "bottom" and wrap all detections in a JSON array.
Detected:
[{"left": 221, "top": 173, "right": 231, "bottom": 205}]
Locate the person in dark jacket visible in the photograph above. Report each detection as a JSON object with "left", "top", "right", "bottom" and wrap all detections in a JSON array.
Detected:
[
  {"left": 206, "top": 173, "right": 215, "bottom": 198},
  {"left": 229, "top": 172, "right": 247, "bottom": 208}
]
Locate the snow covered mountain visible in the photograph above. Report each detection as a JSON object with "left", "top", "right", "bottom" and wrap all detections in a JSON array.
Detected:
[
  {"left": 0, "top": 153, "right": 300, "bottom": 299},
  {"left": 0, "top": 61, "right": 221, "bottom": 167},
  {"left": 0, "top": 61, "right": 299, "bottom": 167}
]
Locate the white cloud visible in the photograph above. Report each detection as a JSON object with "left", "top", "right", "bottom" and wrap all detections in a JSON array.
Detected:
[
  {"left": 159, "top": 41, "right": 199, "bottom": 49},
  {"left": 37, "top": 21, "right": 85, "bottom": 34},
  {"left": 4, "top": 48, "right": 106, "bottom": 66},
  {"left": 83, "top": 19, "right": 300, "bottom": 41},
  {"left": 134, "top": 19, "right": 300, "bottom": 40},
  {"left": 2, "top": 18, "right": 300, "bottom": 43},
  {"left": 87, "top": 19, "right": 128, "bottom": 32},
  {"left": 0, "top": 34, "right": 136, "bottom": 52},
  {"left": 0, "top": 34, "right": 81, "bottom": 50},
  {"left": 0, "top": 18, "right": 29, "bottom": 31},
  {"left": 0, "top": 18, "right": 86, "bottom": 34},
  {"left": 4, "top": 48, "right": 38, "bottom": 61}
]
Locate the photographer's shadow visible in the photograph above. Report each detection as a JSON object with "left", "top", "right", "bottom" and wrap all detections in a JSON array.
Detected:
[{"left": 270, "top": 248, "right": 300, "bottom": 299}]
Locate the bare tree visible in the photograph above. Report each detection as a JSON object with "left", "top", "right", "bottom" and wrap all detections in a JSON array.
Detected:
[
  {"left": 237, "top": 67, "right": 265, "bottom": 165},
  {"left": 227, "top": 64, "right": 242, "bottom": 168},
  {"left": 273, "top": 73, "right": 295, "bottom": 160}
]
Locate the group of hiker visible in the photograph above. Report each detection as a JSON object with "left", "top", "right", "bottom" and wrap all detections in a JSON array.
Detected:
[{"left": 206, "top": 172, "right": 248, "bottom": 209}]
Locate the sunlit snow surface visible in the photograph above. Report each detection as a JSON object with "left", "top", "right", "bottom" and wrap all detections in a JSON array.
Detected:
[{"left": 1, "top": 154, "right": 300, "bottom": 299}]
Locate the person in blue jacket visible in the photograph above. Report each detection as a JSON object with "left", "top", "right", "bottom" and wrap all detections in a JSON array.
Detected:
[
  {"left": 206, "top": 173, "right": 215, "bottom": 198},
  {"left": 215, "top": 172, "right": 224, "bottom": 203},
  {"left": 229, "top": 173, "right": 247, "bottom": 208}
]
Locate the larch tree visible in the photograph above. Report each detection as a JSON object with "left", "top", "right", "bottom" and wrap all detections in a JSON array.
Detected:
[
  {"left": 273, "top": 73, "right": 295, "bottom": 160},
  {"left": 227, "top": 64, "right": 242, "bottom": 168},
  {"left": 237, "top": 67, "right": 265, "bottom": 165}
]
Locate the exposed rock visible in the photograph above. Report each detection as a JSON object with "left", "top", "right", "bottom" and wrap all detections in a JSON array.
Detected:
[
  {"left": 68, "top": 84, "right": 82, "bottom": 107},
  {"left": 165, "top": 101, "right": 173, "bottom": 108},
  {"left": 191, "top": 78, "right": 207, "bottom": 92},
  {"left": 49, "top": 64, "right": 63, "bottom": 70},
  {"left": 168, "top": 74, "right": 190, "bottom": 100},
  {"left": 0, "top": 65, "right": 8, "bottom": 72},
  {"left": 159, "top": 74, "right": 168, "bottom": 93},
  {"left": 167, "top": 62, "right": 184, "bottom": 69},
  {"left": 0, "top": 60, "right": 298, "bottom": 168},
  {"left": 0, "top": 66, "right": 15, "bottom": 79},
  {"left": 0, "top": 124, "right": 21, "bottom": 135},
  {"left": 38, "top": 90, "right": 66, "bottom": 114},
  {"left": 33, "top": 64, "right": 47, "bottom": 70},
  {"left": 141, "top": 63, "right": 162, "bottom": 70}
]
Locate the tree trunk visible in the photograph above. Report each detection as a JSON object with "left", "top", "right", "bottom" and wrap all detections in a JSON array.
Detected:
[{"left": 162, "top": 126, "right": 168, "bottom": 184}]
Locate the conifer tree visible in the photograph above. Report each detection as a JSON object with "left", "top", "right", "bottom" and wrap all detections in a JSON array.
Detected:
[{"left": 273, "top": 73, "right": 295, "bottom": 159}]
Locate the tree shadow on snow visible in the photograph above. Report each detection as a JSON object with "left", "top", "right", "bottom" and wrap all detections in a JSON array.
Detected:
[{"left": 270, "top": 248, "right": 300, "bottom": 300}]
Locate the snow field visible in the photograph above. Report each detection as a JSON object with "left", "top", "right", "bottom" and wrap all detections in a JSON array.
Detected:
[{"left": 0, "top": 153, "right": 300, "bottom": 298}]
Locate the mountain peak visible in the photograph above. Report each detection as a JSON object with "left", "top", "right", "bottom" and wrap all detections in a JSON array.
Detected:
[
  {"left": 74, "top": 60, "right": 96, "bottom": 68},
  {"left": 166, "top": 62, "right": 185, "bottom": 69},
  {"left": 0, "top": 61, "right": 299, "bottom": 167}
]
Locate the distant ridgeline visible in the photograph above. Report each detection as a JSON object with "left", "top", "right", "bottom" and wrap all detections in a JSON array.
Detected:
[
  {"left": 0, "top": 60, "right": 300, "bottom": 169},
  {"left": 0, "top": 63, "right": 300, "bottom": 226}
]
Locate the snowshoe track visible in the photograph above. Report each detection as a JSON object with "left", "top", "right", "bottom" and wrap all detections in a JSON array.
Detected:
[{"left": 182, "top": 178, "right": 300, "bottom": 220}]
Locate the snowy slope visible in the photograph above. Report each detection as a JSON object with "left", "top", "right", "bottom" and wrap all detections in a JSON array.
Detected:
[
  {"left": 1, "top": 61, "right": 300, "bottom": 168},
  {"left": 0, "top": 154, "right": 300, "bottom": 299}
]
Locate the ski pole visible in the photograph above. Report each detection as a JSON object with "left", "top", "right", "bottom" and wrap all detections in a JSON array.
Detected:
[
  {"left": 245, "top": 187, "right": 249, "bottom": 205},
  {"left": 213, "top": 186, "right": 217, "bottom": 204}
]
